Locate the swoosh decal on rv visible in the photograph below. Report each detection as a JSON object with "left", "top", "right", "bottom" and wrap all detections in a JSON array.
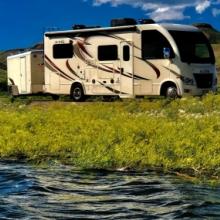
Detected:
[
  {"left": 45, "top": 55, "right": 75, "bottom": 81},
  {"left": 115, "top": 67, "right": 149, "bottom": 81},
  {"left": 134, "top": 56, "right": 160, "bottom": 79},
  {"left": 76, "top": 40, "right": 93, "bottom": 58},
  {"left": 73, "top": 37, "right": 149, "bottom": 81},
  {"left": 145, "top": 61, "right": 160, "bottom": 79},
  {"left": 163, "top": 66, "right": 181, "bottom": 78},
  {"left": 66, "top": 60, "right": 83, "bottom": 80},
  {"left": 74, "top": 43, "right": 118, "bottom": 74},
  {"left": 98, "top": 81, "right": 127, "bottom": 95},
  {"left": 74, "top": 40, "right": 149, "bottom": 81},
  {"left": 45, "top": 60, "right": 73, "bottom": 81},
  {"left": 102, "top": 64, "right": 121, "bottom": 73},
  {"left": 133, "top": 74, "right": 150, "bottom": 81}
]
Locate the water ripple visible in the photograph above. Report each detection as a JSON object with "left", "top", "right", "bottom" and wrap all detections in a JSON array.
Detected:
[{"left": 0, "top": 162, "right": 219, "bottom": 219}]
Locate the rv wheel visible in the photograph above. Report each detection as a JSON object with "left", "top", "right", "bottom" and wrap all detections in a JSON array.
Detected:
[
  {"left": 166, "top": 86, "right": 178, "bottom": 99},
  {"left": 71, "top": 84, "right": 85, "bottom": 102}
]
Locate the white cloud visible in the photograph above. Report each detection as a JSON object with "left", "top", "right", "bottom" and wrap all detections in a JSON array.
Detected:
[
  {"left": 212, "top": 8, "right": 220, "bottom": 16},
  {"left": 195, "top": 0, "right": 211, "bottom": 13},
  {"left": 91, "top": 0, "right": 218, "bottom": 21},
  {"left": 148, "top": 7, "right": 190, "bottom": 21}
]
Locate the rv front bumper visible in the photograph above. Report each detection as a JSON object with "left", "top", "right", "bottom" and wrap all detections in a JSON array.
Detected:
[{"left": 182, "top": 86, "right": 217, "bottom": 96}]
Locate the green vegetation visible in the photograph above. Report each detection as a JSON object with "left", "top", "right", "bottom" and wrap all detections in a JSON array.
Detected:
[
  {"left": 1, "top": 94, "right": 220, "bottom": 181},
  {"left": 0, "top": 51, "right": 7, "bottom": 91},
  {"left": 213, "top": 44, "right": 220, "bottom": 72}
]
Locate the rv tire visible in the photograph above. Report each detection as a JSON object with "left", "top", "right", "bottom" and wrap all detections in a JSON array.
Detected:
[
  {"left": 71, "top": 84, "right": 85, "bottom": 102},
  {"left": 161, "top": 83, "right": 178, "bottom": 99},
  {"left": 166, "top": 86, "right": 178, "bottom": 99}
]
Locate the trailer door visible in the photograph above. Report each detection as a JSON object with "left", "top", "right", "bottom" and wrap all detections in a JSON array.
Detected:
[
  {"left": 20, "top": 57, "right": 27, "bottom": 93},
  {"left": 120, "top": 42, "right": 134, "bottom": 97}
]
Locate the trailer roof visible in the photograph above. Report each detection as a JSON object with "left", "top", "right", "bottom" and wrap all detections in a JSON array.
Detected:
[
  {"left": 7, "top": 50, "right": 43, "bottom": 60},
  {"left": 44, "top": 23, "right": 199, "bottom": 37}
]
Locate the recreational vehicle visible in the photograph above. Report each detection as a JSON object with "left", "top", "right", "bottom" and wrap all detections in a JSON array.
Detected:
[
  {"left": 8, "top": 19, "right": 217, "bottom": 100},
  {"left": 7, "top": 50, "right": 44, "bottom": 96}
]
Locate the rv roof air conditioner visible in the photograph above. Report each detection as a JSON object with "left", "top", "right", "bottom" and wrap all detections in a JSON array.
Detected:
[
  {"left": 110, "top": 18, "right": 137, "bottom": 27},
  {"left": 138, "top": 19, "right": 155, "bottom": 24}
]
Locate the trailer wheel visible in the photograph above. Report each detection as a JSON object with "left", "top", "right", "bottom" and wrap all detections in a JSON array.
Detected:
[
  {"left": 51, "top": 94, "right": 59, "bottom": 101},
  {"left": 71, "top": 84, "right": 85, "bottom": 102}
]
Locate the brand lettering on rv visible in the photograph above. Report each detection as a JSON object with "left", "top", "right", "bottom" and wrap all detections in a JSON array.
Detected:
[{"left": 55, "top": 40, "right": 65, "bottom": 44}]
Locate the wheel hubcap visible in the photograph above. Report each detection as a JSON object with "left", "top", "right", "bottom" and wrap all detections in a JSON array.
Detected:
[
  {"left": 167, "top": 87, "right": 177, "bottom": 98},
  {"left": 73, "top": 88, "right": 81, "bottom": 99}
]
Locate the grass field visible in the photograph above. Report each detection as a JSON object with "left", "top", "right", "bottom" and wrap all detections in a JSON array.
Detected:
[{"left": 0, "top": 94, "right": 220, "bottom": 182}]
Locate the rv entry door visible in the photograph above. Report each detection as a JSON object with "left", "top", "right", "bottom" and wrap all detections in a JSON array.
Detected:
[{"left": 120, "top": 42, "right": 134, "bottom": 97}]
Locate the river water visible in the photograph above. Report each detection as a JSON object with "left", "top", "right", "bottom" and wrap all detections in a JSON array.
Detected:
[{"left": 0, "top": 161, "right": 220, "bottom": 219}]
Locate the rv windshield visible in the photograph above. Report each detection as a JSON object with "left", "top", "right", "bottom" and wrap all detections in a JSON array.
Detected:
[{"left": 169, "top": 31, "right": 215, "bottom": 64}]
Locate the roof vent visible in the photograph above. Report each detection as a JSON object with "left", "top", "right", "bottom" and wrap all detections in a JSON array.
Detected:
[
  {"left": 138, "top": 19, "right": 155, "bottom": 24},
  {"left": 111, "top": 18, "right": 137, "bottom": 27},
  {"left": 73, "top": 24, "right": 86, "bottom": 30},
  {"left": 72, "top": 24, "right": 101, "bottom": 30}
]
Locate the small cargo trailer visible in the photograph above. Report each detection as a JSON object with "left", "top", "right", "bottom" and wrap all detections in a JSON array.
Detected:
[{"left": 7, "top": 50, "right": 44, "bottom": 96}]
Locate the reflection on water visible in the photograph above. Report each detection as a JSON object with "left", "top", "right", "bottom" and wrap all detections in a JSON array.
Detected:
[{"left": 0, "top": 161, "right": 220, "bottom": 219}]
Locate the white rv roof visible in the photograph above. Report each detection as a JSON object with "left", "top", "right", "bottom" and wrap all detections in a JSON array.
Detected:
[
  {"left": 45, "top": 25, "right": 136, "bottom": 36},
  {"left": 160, "top": 23, "right": 199, "bottom": 32},
  {"left": 45, "top": 23, "right": 200, "bottom": 37}
]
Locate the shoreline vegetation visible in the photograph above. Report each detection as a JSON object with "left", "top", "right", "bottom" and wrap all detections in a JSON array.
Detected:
[{"left": 1, "top": 94, "right": 220, "bottom": 182}]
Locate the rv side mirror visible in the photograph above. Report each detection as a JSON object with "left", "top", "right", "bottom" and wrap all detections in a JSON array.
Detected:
[{"left": 163, "top": 47, "right": 171, "bottom": 59}]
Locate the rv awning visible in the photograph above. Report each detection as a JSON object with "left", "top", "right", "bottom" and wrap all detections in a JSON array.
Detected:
[{"left": 45, "top": 25, "right": 137, "bottom": 37}]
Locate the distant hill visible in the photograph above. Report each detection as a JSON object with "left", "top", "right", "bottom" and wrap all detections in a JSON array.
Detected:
[{"left": 193, "top": 23, "right": 220, "bottom": 44}]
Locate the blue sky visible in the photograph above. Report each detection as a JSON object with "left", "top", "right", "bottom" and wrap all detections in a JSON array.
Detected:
[{"left": 0, "top": 0, "right": 219, "bottom": 50}]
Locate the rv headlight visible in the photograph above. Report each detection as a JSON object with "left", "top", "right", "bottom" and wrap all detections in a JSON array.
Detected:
[{"left": 181, "top": 76, "right": 194, "bottom": 85}]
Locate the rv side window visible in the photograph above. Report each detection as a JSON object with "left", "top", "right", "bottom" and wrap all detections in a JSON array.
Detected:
[
  {"left": 123, "top": 45, "right": 130, "bottom": 61},
  {"left": 53, "top": 44, "right": 74, "bottom": 59},
  {"left": 98, "top": 45, "right": 118, "bottom": 61},
  {"left": 142, "top": 30, "right": 174, "bottom": 59}
]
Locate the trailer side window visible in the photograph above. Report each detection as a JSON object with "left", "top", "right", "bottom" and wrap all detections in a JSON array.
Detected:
[
  {"left": 53, "top": 44, "right": 74, "bottom": 59},
  {"left": 98, "top": 45, "right": 118, "bottom": 61},
  {"left": 142, "top": 30, "right": 174, "bottom": 59}
]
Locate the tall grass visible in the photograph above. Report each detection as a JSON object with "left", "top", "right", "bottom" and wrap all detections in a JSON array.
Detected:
[{"left": 1, "top": 94, "right": 220, "bottom": 180}]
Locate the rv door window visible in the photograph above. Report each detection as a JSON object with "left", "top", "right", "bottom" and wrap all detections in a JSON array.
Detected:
[
  {"left": 123, "top": 45, "right": 130, "bottom": 61},
  {"left": 142, "top": 30, "right": 174, "bottom": 60},
  {"left": 53, "top": 44, "right": 74, "bottom": 59},
  {"left": 98, "top": 45, "right": 118, "bottom": 61}
]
